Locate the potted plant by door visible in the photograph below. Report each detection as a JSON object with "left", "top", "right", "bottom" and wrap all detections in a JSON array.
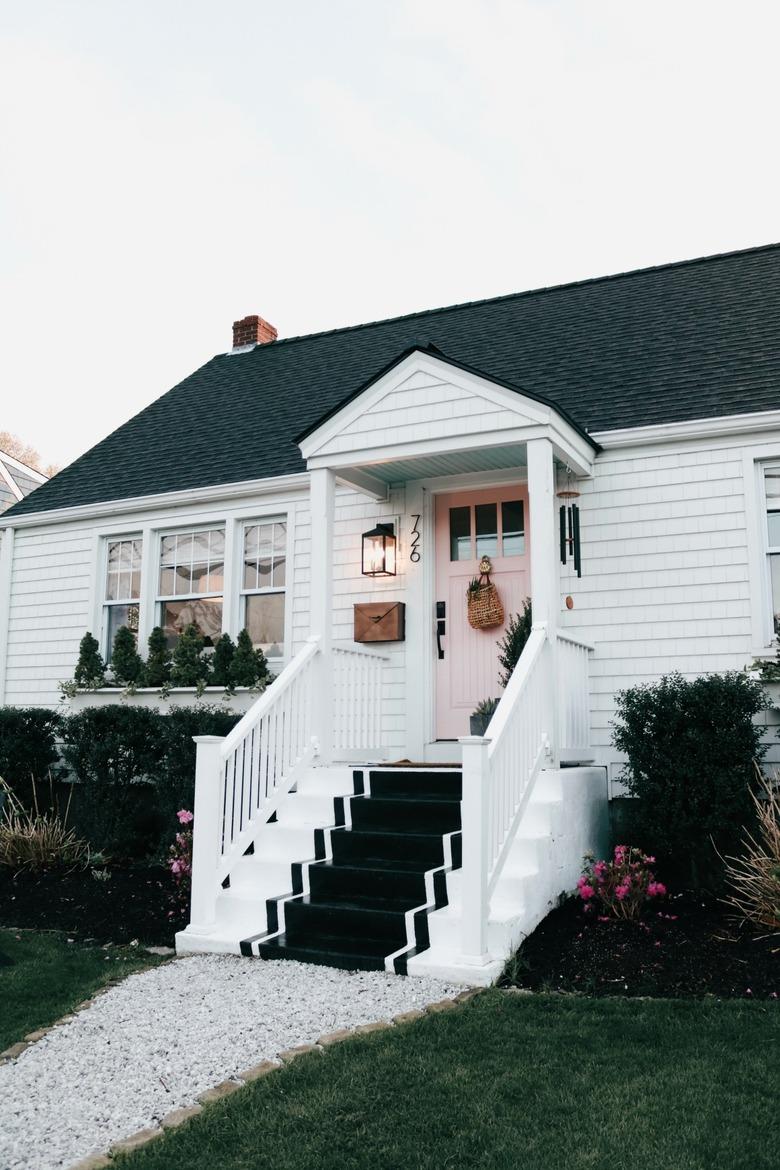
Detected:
[{"left": 470, "top": 697, "right": 499, "bottom": 736}]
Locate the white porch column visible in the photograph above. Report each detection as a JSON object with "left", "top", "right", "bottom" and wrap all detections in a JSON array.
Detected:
[
  {"left": 527, "top": 437, "right": 558, "bottom": 631},
  {"left": 527, "top": 437, "right": 559, "bottom": 761},
  {"left": 309, "top": 467, "right": 336, "bottom": 761}
]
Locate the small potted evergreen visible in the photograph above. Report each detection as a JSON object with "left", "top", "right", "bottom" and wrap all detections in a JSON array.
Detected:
[{"left": 470, "top": 697, "right": 499, "bottom": 736}]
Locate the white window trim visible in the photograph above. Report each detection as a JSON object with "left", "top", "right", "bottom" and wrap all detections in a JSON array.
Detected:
[
  {"left": 89, "top": 502, "right": 296, "bottom": 667},
  {"left": 744, "top": 448, "right": 780, "bottom": 655},
  {"left": 154, "top": 522, "right": 227, "bottom": 646},
  {"left": 233, "top": 515, "right": 292, "bottom": 663},
  {"left": 100, "top": 534, "right": 143, "bottom": 658}
]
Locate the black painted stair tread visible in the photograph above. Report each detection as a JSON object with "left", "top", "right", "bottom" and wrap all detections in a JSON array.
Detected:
[
  {"left": 350, "top": 796, "right": 461, "bottom": 834},
  {"left": 250, "top": 768, "right": 464, "bottom": 974},
  {"left": 368, "top": 770, "right": 462, "bottom": 800}
]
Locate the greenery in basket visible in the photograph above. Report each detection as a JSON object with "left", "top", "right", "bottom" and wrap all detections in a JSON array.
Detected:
[
  {"left": 467, "top": 576, "right": 484, "bottom": 595},
  {"left": 497, "top": 598, "right": 532, "bottom": 688}
]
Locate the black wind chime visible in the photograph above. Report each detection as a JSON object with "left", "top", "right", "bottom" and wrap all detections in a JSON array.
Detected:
[{"left": 557, "top": 468, "right": 582, "bottom": 579}]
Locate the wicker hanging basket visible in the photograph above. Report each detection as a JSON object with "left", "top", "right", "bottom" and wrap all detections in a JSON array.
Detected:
[{"left": 467, "top": 571, "right": 504, "bottom": 630}]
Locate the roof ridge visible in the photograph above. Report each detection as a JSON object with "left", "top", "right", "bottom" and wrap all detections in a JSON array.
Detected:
[{"left": 232, "top": 240, "right": 780, "bottom": 355}]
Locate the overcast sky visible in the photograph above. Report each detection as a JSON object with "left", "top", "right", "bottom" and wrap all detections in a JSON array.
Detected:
[{"left": 1, "top": 1, "right": 778, "bottom": 468}]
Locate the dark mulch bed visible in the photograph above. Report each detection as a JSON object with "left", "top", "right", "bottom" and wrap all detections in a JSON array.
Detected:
[
  {"left": 0, "top": 864, "right": 187, "bottom": 946},
  {"left": 501, "top": 891, "right": 778, "bottom": 999}
]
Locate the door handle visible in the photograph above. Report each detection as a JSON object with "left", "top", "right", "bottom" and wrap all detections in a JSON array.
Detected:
[{"left": 436, "top": 602, "right": 446, "bottom": 659}]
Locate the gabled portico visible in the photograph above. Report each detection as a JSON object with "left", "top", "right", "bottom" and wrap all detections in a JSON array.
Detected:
[{"left": 298, "top": 346, "right": 598, "bottom": 759}]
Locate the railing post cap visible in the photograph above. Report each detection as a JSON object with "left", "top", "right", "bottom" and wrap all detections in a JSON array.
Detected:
[{"left": 192, "top": 734, "right": 227, "bottom": 745}]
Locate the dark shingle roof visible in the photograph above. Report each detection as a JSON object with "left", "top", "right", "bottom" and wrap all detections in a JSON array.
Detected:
[{"left": 8, "top": 242, "right": 780, "bottom": 518}]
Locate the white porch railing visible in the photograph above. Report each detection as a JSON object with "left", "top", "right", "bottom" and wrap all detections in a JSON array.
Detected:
[
  {"left": 187, "top": 635, "right": 386, "bottom": 934},
  {"left": 459, "top": 624, "right": 593, "bottom": 962},
  {"left": 333, "top": 643, "right": 387, "bottom": 753},
  {"left": 557, "top": 631, "right": 594, "bottom": 756}
]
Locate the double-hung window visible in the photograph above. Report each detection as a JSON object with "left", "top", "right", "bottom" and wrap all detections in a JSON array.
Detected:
[
  {"left": 103, "top": 538, "right": 142, "bottom": 659},
  {"left": 157, "top": 528, "right": 224, "bottom": 647},
  {"left": 241, "top": 520, "right": 286, "bottom": 657},
  {"left": 765, "top": 468, "right": 780, "bottom": 638}
]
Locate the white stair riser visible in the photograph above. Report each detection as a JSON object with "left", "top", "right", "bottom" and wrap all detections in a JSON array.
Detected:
[
  {"left": 277, "top": 792, "right": 339, "bottom": 826},
  {"left": 295, "top": 767, "right": 358, "bottom": 796}
]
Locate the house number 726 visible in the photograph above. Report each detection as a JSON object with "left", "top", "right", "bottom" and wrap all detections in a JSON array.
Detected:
[{"left": 409, "top": 514, "right": 421, "bottom": 562}]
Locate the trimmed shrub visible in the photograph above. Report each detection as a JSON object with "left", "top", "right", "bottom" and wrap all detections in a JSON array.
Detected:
[
  {"left": 0, "top": 706, "right": 63, "bottom": 810},
  {"left": 497, "top": 599, "right": 533, "bottom": 688},
  {"left": 61, "top": 705, "right": 166, "bottom": 856},
  {"left": 210, "top": 634, "right": 236, "bottom": 688},
  {"left": 170, "top": 624, "right": 208, "bottom": 687},
  {"left": 231, "top": 629, "right": 272, "bottom": 688},
  {"left": 111, "top": 625, "right": 144, "bottom": 685},
  {"left": 73, "top": 632, "right": 106, "bottom": 688},
  {"left": 611, "top": 671, "right": 768, "bottom": 885},
  {"left": 144, "top": 626, "right": 172, "bottom": 687},
  {"left": 155, "top": 705, "right": 242, "bottom": 833}
]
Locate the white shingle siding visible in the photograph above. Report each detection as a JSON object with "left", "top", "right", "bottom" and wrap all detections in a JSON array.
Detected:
[
  {"left": 562, "top": 442, "right": 757, "bottom": 774},
  {"left": 5, "top": 525, "right": 93, "bottom": 705}
]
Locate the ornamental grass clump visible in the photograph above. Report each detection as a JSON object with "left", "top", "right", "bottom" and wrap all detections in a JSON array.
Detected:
[
  {"left": 0, "top": 776, "right": 89, "bottom": 872},
  {"left": 722, "top": 774, "right": 780, "bottom": 938},
  {"left": 577, "top": 845, "right": 667, "bottom": 920}
]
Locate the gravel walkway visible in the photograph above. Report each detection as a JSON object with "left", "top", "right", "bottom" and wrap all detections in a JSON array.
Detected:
[{"left": 0, "top": 954, "right": 461, "bottom": 1170}]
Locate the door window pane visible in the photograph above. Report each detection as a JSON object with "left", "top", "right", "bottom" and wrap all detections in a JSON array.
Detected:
[
  {"left": 501, "top": 500, "right": 525, "bottom": 556},
  {"left": 768, "top": 512, "right": 780, "bottom": 548},
  {"left": 475, "top": 503, "right": 498, "bottom": 558},
  {"left": 449, "top": 506, "right": 471, "bottom": 561},
  {"left": 245, "top": 593, "right": 285, "bottom": 656}
]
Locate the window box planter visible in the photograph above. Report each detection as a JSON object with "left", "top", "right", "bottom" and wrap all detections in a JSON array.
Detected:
[{"left": 61, "top": 687, "right": 260, "bottom": 714}]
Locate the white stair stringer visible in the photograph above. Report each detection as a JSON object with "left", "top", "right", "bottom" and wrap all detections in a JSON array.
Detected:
[
  {"left": 175, "top": 765, "right": 366, "bottom": 955},
  {"left": 406, "top": 766, "right": 609, "bottom": 986}
]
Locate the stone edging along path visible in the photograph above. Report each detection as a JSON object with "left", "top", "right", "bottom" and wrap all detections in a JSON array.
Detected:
[
  {"left": 0, "top": 954, "right": 473, "bottom": 1170},
  {"left": 70, "top": 992, "right": 480, "bottom": 1170}
]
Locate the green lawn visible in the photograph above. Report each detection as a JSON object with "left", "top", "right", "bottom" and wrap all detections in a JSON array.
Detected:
[
  {"left": 0, "top": 928, "right": 166, "bottom": 1049},
  {"left": 116, "top": 990, "right": 779, "bottom": 1170}
]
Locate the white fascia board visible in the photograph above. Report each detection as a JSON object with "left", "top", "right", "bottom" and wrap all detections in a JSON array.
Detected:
[
  {"left": 592, "top": 408, "right": 780, "bottom": 450},
  {"left": 0, "top": 451, "right": 47, "bottom": 483},
  {"left": 5, "top": 472, "right": 310, "bottom": 530}
]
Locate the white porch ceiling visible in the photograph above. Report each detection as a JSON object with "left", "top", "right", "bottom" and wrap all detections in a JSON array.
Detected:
[{"left": 339, "top": 442, "right": 530, "bottom": 486}]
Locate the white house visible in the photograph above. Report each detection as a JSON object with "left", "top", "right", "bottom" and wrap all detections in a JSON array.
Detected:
[{"left": 2, "top": 243, "right": 779, "bottom": 982}]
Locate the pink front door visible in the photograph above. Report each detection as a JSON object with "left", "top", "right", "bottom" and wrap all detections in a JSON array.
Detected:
[{"left": 434, "top": 484, "right": 530, "bottom": 739}]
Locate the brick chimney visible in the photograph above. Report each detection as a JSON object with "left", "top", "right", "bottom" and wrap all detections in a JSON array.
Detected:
[{"left": 232, "top": 314, "right": 278, "bottom": 348}]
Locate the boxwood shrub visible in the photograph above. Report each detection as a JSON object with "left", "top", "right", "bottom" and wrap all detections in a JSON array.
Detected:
[
  {"left": 611, "top": 671, "right": 768, "bottom": 885},
  {"left": 0, "top": 707, "right": 63, "bottom": 810},
  {"left": 0, "top": 703, "right": 242, "bottom": 859}
]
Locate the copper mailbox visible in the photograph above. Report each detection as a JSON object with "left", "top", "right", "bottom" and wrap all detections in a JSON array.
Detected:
[{"left": 353, "top": 601, "right": 406, "bottom": 643}]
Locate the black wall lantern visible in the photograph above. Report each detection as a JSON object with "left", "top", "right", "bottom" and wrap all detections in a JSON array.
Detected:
[{"left": 361, "top": 523, "right": 397, "bottom": 576}]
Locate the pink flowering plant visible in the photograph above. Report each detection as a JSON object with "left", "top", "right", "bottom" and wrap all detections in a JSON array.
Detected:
[
  {"left": 577, "top": 845, "right": 667, "bottom": 921},
  {"left": 168, "top": 809, "right": 194, "bottom": 909}
]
